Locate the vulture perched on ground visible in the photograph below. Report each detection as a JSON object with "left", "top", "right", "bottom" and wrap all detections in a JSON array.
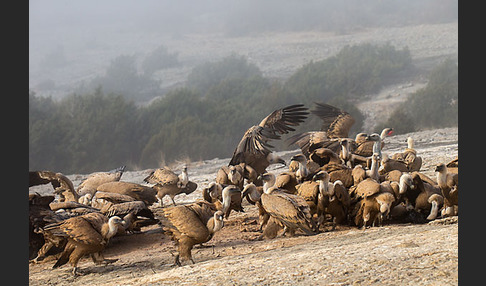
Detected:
[
  {"left": 45, "top": 212, "right": 124, "bottom": 275},
  {"left": 30, "top": 171, "right": 79, "bottom": 202},
  {"left": 202, "top": 183, "right": 245, "bottom": 219},
  {"left": 29, "top": 193, "right": 65, "bottom": 261},
  {"left": 352, "top": 128, "right": 394, "bottom": 158},
  {"left": 96, "top": 181, "right": 158, "bottom": 206},
  {"left": 77, "top": 166, "right": 126, "bottom": 196},
  {"left": 286, "top": 102, "right": 356, "bottom": 157},
  {"left": 228, "top": 104, "right": 309, "bottom": 181},
  {"left": 390, "top": 137, "right": 422, "bottom": 172},
  {"left": 160, "top": 201, "right": 224, "bottom": 266},
  {"left": 435, "top": 163, "right": 458, "bottom": 217},
  {"left": 143, "top": 166, "right": 197, "bottom": 207},
  {"left": 259, "top": 172, "right": 318, "bottom": 237},
  {"left": 215, "top": 163, "right": 252, "bottom": 189},
  {"left": 241, "top": 183, "right": 268, "bottom": 231}
]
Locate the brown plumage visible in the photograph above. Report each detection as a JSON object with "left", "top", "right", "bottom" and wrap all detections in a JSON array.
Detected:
[
  {"left": 352, "top": 128, "right": 394, "bottom": 157},
  {"left": 390, "top": 137, "right": 422, "bottom": 172},
  {"left": 229, "top": 104, "right": 308, "bottom": 176},
  {"left": 286, "top": 102, "right": 356, "bottom": 158},
  {"left": 30, "top": 171, "right": 79, "bottom": 202},
  {"left": 215, "top": 164, "right": 247, "bottom": 189},
  {"left": 446, "top": 157, "right": 458, "bottom": 174},
  {"left": 202, "top": 183, "right": 244, "bottom": 219},
  {"left": 46, "top": 212, "right": 123, "bottom": 275},
  {"left": 379, "top": 154, "right": 410, "bottom": 174},
  {"left": 77, "top": 166, "right": 126, "bottom": 196},
  {"left": 160, "top": 201, "right": 224, "bottom": 266},
  {"left": 435, "top": 163, "right": 458, "bottom": 217},
  {"left": 143, "top": 166, "right": 197, "bottom": 207},
  {"left": 410, "top": 172, "right": 444, "bottom": 221},
  {"left": 100, "top": 200, "right": 154, "bottom": 219},
  {"left": 29, "top": 193, "right": 66, "bottom": 262},
  {"left": 354, "top": 191, "right": 395, "bottom": 228},
  {"left": 96, "top": 181, "right": 158, "bottom": 206},
  {"left": 259, "top": 173, "right": 318, "bottom": 237},
  {"left": 322, "top": 180, "right": 351, "bottom": 230},
  {"left": 311, "top": 102, "right": 356, "bottom": 138},
  {"left": 241, "top": 183, "right": 268, "bottom": 231},
  {"left": 49, "top": 200, "right": 100, "bottom": 217}
]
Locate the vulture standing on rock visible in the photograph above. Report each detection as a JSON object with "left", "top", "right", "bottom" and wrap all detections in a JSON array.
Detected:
[
  {"left": 228, "top": 104, "right": 309, "bottom": 180},
  {"left": 160, "top": 201, "right": 224, "bottom": 266},
  {"left": 45, "top": 212, "right": 124, "bottom": 275},
  {"left": 143, "top": 166, "right": 197, "bottom": 207}
]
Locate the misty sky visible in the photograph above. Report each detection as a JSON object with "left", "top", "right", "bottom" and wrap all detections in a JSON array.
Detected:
[{"left": 29, "top": 0, "right": 457, "bottom": 98}]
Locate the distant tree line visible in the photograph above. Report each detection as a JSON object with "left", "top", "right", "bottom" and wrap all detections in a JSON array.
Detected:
[
  {"left": 376, "top": 58, "right": 458, "bottom": 134},
  {"left": 28, "top": 43, "right": 458, "bottom": 174}
]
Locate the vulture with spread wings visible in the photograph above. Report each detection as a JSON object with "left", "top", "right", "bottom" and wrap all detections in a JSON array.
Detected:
[
  {"left": 228, "top": 104, "right": 309, "bottom": 176},
  {"left": 286, "top": 102, "right": 355, "bottom": 157}
]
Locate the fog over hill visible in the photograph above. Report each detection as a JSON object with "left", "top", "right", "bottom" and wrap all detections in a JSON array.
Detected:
[{"left": 29, "top": 0, "right": 458, "bottom": 102}]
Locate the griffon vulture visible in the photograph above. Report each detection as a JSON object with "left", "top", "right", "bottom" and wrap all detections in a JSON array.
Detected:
[
  {"left": 435, "top": 163, "right": 458, "bottom": 217},
  {"left": 228, "top": 104, "right": 309, "bottom": 178},
  {"left": 352, "top": 128, "right": 394, "bottom": 157},
  {"left": 96, "top": 181, "right": 158, "bottom": 206},
  {"left": 160, "top": 201, "right": 224, "bottom": 266},
  {"left": 202, "top": 183, "right": 245, "bottom": 219},
  {"left": 45, "top": 212, "right": 123, "bottom": 275},
  {"left": 286, "top": 102, "right": 356, "bottom": 157},
  {"left": 30, "top": 171, "right": 79, "bottom": 202},
  {"left": 76, "top": 165, "right": 126, "bottom": 196},
  {"left": 143, "top": 166, "right": 197, "bottom": 207},
  {"left": 259, "top": 172, "right": 318, "bottom": 237}
]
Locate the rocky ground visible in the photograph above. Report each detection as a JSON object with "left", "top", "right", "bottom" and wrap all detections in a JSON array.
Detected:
[{"left": 28, "top": 126, "right": 458, "bottom": 286}]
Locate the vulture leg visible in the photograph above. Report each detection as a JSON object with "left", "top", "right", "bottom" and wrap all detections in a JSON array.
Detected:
[
  {"left": 31, "top": 241, "right": 56, "bottom": 263},
  {"left": 331, "top": 217, "right": 337, "bottom": 231},
  {"left": 170, "top": 195, "right": 177, "bottom": 206}
]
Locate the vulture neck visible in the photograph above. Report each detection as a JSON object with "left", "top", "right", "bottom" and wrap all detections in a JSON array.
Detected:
[
  {"left": 398, "top": 174, "right": 411, "bottom": 194},
  {"left": 407, "top": 137, "right": 415, "bottom": 149},
  {"left": 263, "top": 176, "right": 276, "bottom": 194},
  {"left": 368, "top": 157, "right": 380, "bottom": 181},
  {"left": 436, "top": 170, "right": 448, "bottom": 187},
  {"left": 380, "top": 129, "right": 390, "bottom": 140},
  {"left": 340, "top": 143, "right": 350, "bottom": 161},
  {"left": 207, "top": 216, "right": 223, "bottom": 234},
  {"left": 242, "top": 184, "right": 260, "bottom": 202},
  {"left": 318, "top": 177, "right": 333, "bottom": 197},
  {"left": 103, "top": 217, "right": 120, "bottom": 240},
  {"left": 221, "top": 187, "right": 233, "bottom": 215},
  {"left": 297, "top": 160, "right": 309, "bottom": 180},
  {"left": 372, "top": 140, "right": 382, "bottom": 157}
]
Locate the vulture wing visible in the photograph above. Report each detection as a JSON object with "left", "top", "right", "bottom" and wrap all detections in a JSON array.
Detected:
[
  {"left": 163, "top": 204, "right": 211, "bottom": 242},
  {"left": 144, "top": 167, "right": 179, "bottom": 185},
  {"left": 57, "top": 213, "right": 107, "bottom": 245},
  {"left": 311, "top": 102, "right": 355, "bottom": 139},
  {"left": 229, "top": 104, "right": 308, "bottom": 166},
  {"left": 258, "top": 104, "right": 309, "bottom": 135},
  {"left": 261, "top": 191, "right": 316, "bottom": 235}
]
